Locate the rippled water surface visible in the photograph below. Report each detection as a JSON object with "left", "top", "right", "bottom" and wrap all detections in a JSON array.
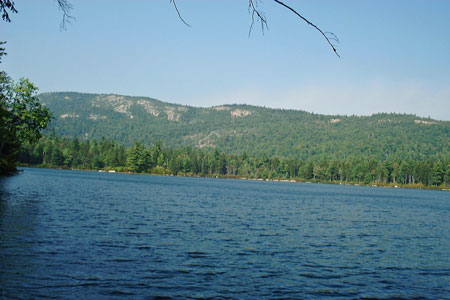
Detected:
[{"left": 0, "top": 168, "right": 449, "bottom": 299}]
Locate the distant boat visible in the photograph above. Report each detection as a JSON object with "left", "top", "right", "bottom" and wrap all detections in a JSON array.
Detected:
[{"left": 108, "top": 170, "right": 116, "bottom": 173}]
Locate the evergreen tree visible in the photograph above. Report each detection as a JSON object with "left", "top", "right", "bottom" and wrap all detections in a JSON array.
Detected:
[
  {"left": 126, "top": 141, "right": 145, "bottom": 172},
  {"left": 432, "top": 161, "right": 444, "bottom": 186}
]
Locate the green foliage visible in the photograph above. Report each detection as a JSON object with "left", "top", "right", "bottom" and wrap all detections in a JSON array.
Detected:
[
  {"left": 8, "top": 91, "right": 448, "bottom": 188},
  {"left": 20, "top": 135, "right": 450, "bottom": 189},
  {"left": 432, "top": 161, "right": 445, "bottom": 186},
  {"left": 126, "top": 141, "right": 151, "bottom": 173},
  {"left": 39, "top": 92, "right": 449, "bottom": 163},
  {"left": 1, "top": 72, "right": 51, "bottom": 175}
]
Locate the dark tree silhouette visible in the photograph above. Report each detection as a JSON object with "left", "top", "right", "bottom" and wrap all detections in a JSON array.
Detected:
[
  {"left": 0, "top": 0, "right": 17, "bottom": 22},
  {"left": 0, "top": 41, "right": 6, "bottom": 63}
]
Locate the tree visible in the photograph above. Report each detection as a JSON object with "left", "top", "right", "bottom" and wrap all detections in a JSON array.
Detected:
[
  {"left": 0, "top": 71, "right": 51, "bottom": 174},
  {"left": 432, "top": 161, "right": 444, "bottom": 186},
  {"left": 126, "top": 141, "right": 151, "bottom": 173},
  {"left": 50, "top": 146, "right": 64, "bottom": 166}
]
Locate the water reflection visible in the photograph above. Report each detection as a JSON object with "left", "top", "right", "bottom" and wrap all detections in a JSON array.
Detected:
[
  {"left": 0, "top": 179, "right": 8, "bottom": 217},
  {"left": 0, "top": 173, "right": 45, "bottom": 299}
]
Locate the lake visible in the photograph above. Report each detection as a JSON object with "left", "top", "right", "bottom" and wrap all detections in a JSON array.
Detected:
[{"left": 0, "top": 168, "right": 449, "bottom": 299}]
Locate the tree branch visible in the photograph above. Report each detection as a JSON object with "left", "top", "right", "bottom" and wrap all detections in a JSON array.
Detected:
[
  {"left": 272, "top": 0, "right": 340, "bottom": 57},
  {"left": 0, "top": 0, "right": 18, "bottom": 22},
  {"left": 0, "top": 41, "right": 7, "bottom": 63},
  {"left": 170, "top": 0, "right": 191, "bottom": 27},
  {"left": 2, "top": 1, "right": 339, "bottom": 57},
  {"left": 248, "top": 0, "right": 268, "bottom": 36},
  {"left": 55, "top": 0, "right": 74, "bottom": 30}
]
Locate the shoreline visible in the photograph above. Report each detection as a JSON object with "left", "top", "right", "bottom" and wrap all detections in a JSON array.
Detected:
[{"left": 18, "top": 164, "right": 449, "bottom": 191}]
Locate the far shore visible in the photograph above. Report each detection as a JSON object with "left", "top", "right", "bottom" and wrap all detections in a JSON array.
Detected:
[{"left": 18, "top": 164, "right": 450, "bottom": 192}]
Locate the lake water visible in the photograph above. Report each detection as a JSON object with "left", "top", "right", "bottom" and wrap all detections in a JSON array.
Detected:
[{"left": 0, "top": 168, "right": 449, "bottom": 299}]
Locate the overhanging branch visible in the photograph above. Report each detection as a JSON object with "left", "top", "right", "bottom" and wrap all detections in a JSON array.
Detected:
[
  {"left": 55, "top": 0, "right": 74, "bottom": 30},
  {"left": 168, "top": 1, "right": 339, "bottom": 56},
  {"left": 0, "top": 0, "right": 18, "bottom": 22},
  {"left": 272, "top": 0, "right": 340, "bottom": 57},
  {"left": 170, "top": 0, "right": 191, "bottom": 27},
  {"left": 248, "top": 0, "right": 268, "bottom": 36}
]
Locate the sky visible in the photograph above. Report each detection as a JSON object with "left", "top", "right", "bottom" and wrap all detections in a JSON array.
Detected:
[{"left": 2, "top": 0, "right": 450, "bottom": 120}]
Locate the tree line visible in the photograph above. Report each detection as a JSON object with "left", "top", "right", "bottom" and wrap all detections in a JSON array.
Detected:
[{"left": 20, "top": 135, "right": 449, "bottom": 188}]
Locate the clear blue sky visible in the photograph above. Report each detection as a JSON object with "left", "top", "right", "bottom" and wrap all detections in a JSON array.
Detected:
[{"left": 2, "top": 0, "right": 450, "bottom": 120}]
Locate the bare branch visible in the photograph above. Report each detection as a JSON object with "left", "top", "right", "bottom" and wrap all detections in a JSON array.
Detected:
[
  {"left": 0, "top": 0, "right": 74, "bottom": 28},
  {"left": 170, "top": 0, "right": 191, "bottom": 27},
  {"left": 248, "top": 0, "right": 269, "bottom": 37},
  {"left": 55, "top": 0, "right": 74, "bottom": 30},
  {"left": 272, "top": 0, "right": 340, "bottom": 57}
]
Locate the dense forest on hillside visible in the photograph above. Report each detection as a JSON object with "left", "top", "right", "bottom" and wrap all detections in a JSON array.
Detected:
[
  {"left": 39, "top": 92, "right": 449, "bottom": 161},
  {"left": 27, "top": 92, "right": 449, "bottom": 188},
  {"left": 20, "top": 135, "right": 449, "bottom": 188}
]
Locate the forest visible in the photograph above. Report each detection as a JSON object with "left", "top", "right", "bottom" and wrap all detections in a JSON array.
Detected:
[
  {"left": 20, "top": 135, "right": 449, "bottom": 189},
  {"left": 39, "top": 92, "right": 450, "bottom": 162}
]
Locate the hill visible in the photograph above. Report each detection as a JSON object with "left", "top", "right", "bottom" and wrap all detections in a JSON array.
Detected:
[{"left": 38, "top": 92, "right": 449, "bottom": 161}]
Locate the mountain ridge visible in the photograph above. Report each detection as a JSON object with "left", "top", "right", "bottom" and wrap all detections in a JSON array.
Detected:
[{"left": 38, "top": 91, "right": 449, "bottom": 161}]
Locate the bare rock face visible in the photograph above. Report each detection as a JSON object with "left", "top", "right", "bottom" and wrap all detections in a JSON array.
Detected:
[
  {"left": 60, "top": 113, "right": 79, "bottom": 119},
  {"left": 231, "top": 109, "right": 252, "bottom": 117},
  {"left": 137, "top": 100, "right": 160, "bottom": 117},
  {"left": 213, "top": 106, "right": 231, "bottom": 111},
  {"left": 414, "top": 120, "right": 437, "bottom": 125}
]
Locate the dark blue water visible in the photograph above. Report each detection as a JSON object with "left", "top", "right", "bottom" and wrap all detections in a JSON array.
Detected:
[{"left": 0, "top": 168, "right": 449, "bottom": 299}]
